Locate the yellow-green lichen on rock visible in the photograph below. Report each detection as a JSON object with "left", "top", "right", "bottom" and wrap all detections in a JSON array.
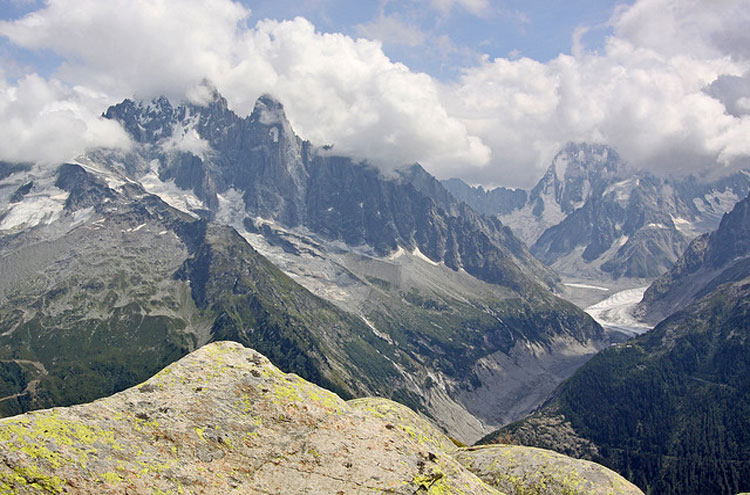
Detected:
[
  {"left": 453, "top": 445, "right": 644, "bottom": 495},
  {"left": 0, "top": 342, "right": 497, "bottom": 495},
  {"left": 0, "top": 342, "right": 642, "bottom": 495},
  {"left": 348, "top": 397, "right": 457, "bottom": 454}
]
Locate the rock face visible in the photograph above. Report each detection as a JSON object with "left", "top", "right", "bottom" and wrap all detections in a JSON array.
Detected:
[
  {"left": 0, "top": 341, "right": 641, "bottom": 495},
  {"left": 102, "top": 88, "right": 558, "bottom": 293},
  {"left": 638, "top": 192, "right": 750, "bottom": 323},
  {"left": 455, "top": 445, "right": 643, "bottom": 495},
  {"left": 443, "top": 143, "right": 750, "bottom": 283},
  {"left": 0, "top": 165, "right": 397, "bottom": 414}
]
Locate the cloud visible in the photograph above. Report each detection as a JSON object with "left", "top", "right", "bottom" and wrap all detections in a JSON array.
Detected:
[
  {"left": 0, "top": 0, "right": 490, "bottom": 175},
  {"left": 356, "top": 14, "right": 427, "bottom": 47},
  {"left": 0, "top": 0, "right": 252, "bottom": 101},
  {"left": 705, "top": 73, "right": 750, "bottom": 117},
  {"left": 445, "top": 0, "right": 750, "bottom": 186},
  {"left": 1, "top": 0, "right": 750, "bottom": 188},
  {"left": 240, "top": 18, "right": 490, "bottom": 174},
  {"left": 429, "top": 0, "right": 490, "bottom": 17},
  {"left": 0, "top": 73, "right": 130, "bottom": 165},
  {"left": 611, "top": 0, "right": 750, "bottom": 61}
]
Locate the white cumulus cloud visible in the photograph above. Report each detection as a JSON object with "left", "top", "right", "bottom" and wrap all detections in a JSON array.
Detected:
[
  {"left": 0, "top": 74, "right": 130, "bottom": 165},
  {"left": 0, "top": 0, "right": 490, "bottom": 174},
  {"left": 447, "top": 0, "right": 750, "bottom": 186},
  {"left": 0, "top": 0, "right": 750, "bottom": 187}
]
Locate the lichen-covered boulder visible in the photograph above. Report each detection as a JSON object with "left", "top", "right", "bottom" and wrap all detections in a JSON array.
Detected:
[
  {"left": 348, "top": 397, "right": 459, "bottom": 454},
  {"left": 454, "top": 445, "right": 644, "bottom": 495},
  {"left": 0, "top": 342, "right": 643, "bottom": 494},
  {"left": 0, "top": 342, "right": 499, "bottom": 494}
]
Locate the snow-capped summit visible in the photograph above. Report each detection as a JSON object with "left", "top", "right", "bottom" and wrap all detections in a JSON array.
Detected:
[{"left": 443, "top": 143, "right": 750, "bottom": 282}]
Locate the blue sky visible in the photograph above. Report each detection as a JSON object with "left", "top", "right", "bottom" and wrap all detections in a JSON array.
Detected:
[
  {"left": 1, "top": 0, "right": 624, "bottom": 81},
  {"left": 233, "top": 0, "right": 622, "bottom": 79},
  {"left": 0, "top": 0, "right": 749, "bottom": 188}
]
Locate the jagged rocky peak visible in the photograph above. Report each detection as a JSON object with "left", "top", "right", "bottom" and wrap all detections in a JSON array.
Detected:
[
  {"left": 103, "top": 95, "right": 175, "bottom": 143},
  {"left": 103, "top": 87, "right": 302, "bottom": 157},
  {"left": 185, "top": 79, "right": 228, "bottom": 109},
  {"left": 101, "top": 87, "right": 310, "bottom": 225},
  {"left": 251, "top": 93, "right": 287, "bottom": 123},
  {"left": 250, "top": 92, "right": 303, "bottom": 147},
  {"left": 55, "top": 163, "right": 115, "bottom": 211},
  {"left": 553, "top": 143, "right": 621, "bottom": 179},
  {"left": 248, "top": 92, "right": 304, "bottom": 157},
  {"left": 533, "top": 143, "right": 623, "bottom": 214}
]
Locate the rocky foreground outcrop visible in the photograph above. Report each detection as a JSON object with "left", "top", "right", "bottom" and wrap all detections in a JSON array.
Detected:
[{"left": 0, "top": 342, "right": 641, "bottom": 494}]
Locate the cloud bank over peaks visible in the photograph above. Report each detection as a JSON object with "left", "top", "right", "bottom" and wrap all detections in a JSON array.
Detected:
[
  {"left": 450, "top": 0, "right": 750, "bottom": 186},
  {"left": 0, "top": 74, "right": 130, "bottom": 165},
  {"left": 0, "top": 0, "right": 750, "bottom": 187},
  {"left": 0, "top": 0, "right": 491, "bottom": 176}
]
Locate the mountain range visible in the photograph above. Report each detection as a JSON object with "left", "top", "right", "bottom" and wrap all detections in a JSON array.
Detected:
[
  {"left": 0, "top": 87, "right": 613, "bottom": 443},
  {"left": 3, "top": 84, "right": 749, "bottom": 494},
  {"left": 443, "top": 143, "right": 750, "bottom": 283}
]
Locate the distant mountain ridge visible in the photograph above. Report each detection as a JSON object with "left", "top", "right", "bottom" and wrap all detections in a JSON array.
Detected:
[
  {"left": 637, "top": 191, "right": 750, "bottom": 323},
  {"left": 440, "top": 178, "right": 527, "bottom": 216},
  {"left": 443, "top": 143, "right": 750, "bottom": 281}
]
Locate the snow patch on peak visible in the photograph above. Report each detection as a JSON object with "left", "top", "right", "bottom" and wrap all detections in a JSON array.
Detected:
[
  {"left": 411, "top": 246, "right": 440, "bottom": 266},
  {"left": 139, "top": 160, "right": 203, "bottom": 217},
  {"left": 69, "top": 157, "right": 128, "bottom": 190},
  {"left": 162, "top": 112, "right": 211, "bottom": 156},
  {"left": 216, "top": 188, "right": 247, "bottom": 232},
  {"left": 603, "top": 178, "right": 635, "bottom": 204},
  {"left": 553, "top": 154, "right": 569, "bottom": 180},
  {"left": 0, "top": 187, "right": 67, "bottom": 231}
]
